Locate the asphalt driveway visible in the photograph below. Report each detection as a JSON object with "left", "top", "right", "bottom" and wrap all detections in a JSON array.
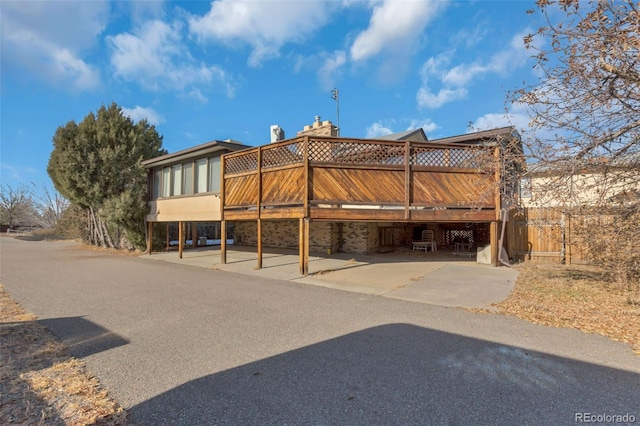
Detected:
[
  {"left": 141, "top": 245, "right": 519, "bottom": 310},
  {"left": 1, "top": 237, "right": 639, "bottom": 425}
]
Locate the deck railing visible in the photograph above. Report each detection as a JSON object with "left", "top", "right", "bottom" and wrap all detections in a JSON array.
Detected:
[{"left": 221, "top": 136, "right": 500, "bottom": 221}]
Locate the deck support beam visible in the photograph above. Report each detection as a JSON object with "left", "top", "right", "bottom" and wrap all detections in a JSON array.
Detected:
[
  {"left": 178, "top": 221, "right": 184, "bottom": 259},
  {"left": 404, "top": 140, "right": 411, "bottom": 220},
  {"left": 490, "top": 221, "right": 499, "bottom": 267},
  {"left": 299, "top": 218, "right": 309, "bottom": 276},
  {"left": 221, "top": 220, "right": 227, "bottom": 264},
  {"left": 257, "top": 219, "right": 263, "bottom": 269},
  {"left": 166, "top": 223, "right": 169, "bottom": 252},
  {"left": 304, "top": 218, "right": 310, "bottom": 276},
  {"left": 146, "top": 221, "right": 153, "bottom": 254}
]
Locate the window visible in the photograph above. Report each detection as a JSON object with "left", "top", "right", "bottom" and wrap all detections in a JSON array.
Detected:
[
  {"left": 152, "top": 169, "right": 162, "bottom": 200},
  {"left": 195, "top": 158, "right": 208, "bottom": 193},
  {"left": 171, "top": 164, "right": 182, "bottom": 196},
  {"left": 182, "top": 162, "right": 193, "bottom": 195},
  {"left": 208, "top": 156, "right": 221, "bottom": 193},
  {"left": 162, "top": 167, "right": 170, "bottom": 198},
  {"left": 520, "top": 178, "right": 532, "bottom": 199}
]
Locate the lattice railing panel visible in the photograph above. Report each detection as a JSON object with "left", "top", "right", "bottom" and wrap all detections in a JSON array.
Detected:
[
  {"left": 309, "top": 140, "right": 405, "bottom": 165},
  {"left": 411, "top": 146, "right": 491, "bottom": 168},
  {"left": 261, "top": 141, "right": 304, "bottom": 169},
  {"left": 225, "top": 152, "right": 258, "bottom": 175}
]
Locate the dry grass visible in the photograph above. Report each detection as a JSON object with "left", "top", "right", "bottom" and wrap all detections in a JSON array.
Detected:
[
  {"left": 0, "top": 284, "right": 127, "bottom": 425},
  {"left": 10, "top": 229, "right": 72, "bottom": 242},
  {"left": 495, "top": 263, "right": 640, "bottom": 355}
]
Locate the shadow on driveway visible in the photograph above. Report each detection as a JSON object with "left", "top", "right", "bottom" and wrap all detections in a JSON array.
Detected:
[
  {"left": 130, "top": 324, "right": 639, "bottom": 425},
  {"left": 38, "top": 316, "right": 130, "bottom": 358}
]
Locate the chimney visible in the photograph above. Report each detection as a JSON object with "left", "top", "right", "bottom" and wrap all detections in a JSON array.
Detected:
[
  {"left": 297, "top": 116, "right": 338, "bottom": 137},
  {"left": 270, "top": 125, "right": 285, "bottom": 143}
]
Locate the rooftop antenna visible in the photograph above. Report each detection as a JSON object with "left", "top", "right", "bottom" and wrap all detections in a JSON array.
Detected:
[{"left": 331, "top": 88, "right": 340, "bottom": 136}]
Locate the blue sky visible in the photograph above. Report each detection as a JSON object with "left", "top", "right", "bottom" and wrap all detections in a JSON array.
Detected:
[{"left": 1, "top": 0, "right": 543, "bottom": 188}]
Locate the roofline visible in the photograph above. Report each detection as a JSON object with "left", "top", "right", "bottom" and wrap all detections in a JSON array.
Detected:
[
  {"left": 429, "top": 126, "right": 519, "bottom": 145},
  {"left": 142, "top": 140, "right": 249, "bottom": 168},
  {"left": 375, "top": 128, "right": 428, "bottom": 142}
]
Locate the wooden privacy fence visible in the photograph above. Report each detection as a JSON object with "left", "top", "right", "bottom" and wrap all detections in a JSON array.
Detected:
[
  {"left": 508, "top": 207, "right": 590, "bottom": 264},
  {"left": 221, "top": 135, "right": 501, "bottom": 223}
]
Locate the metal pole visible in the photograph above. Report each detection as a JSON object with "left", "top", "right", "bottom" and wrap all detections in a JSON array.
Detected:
[{"left": 331, "top": 88, "right": 340, "bottom": 136}]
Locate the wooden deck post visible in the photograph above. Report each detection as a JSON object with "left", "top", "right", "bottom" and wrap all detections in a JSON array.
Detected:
[
  {"left": 303, "top": 136, "right": 310, "bottom": 218},
  {"left": 257, "top": 147, "right": 262, "bottom": 269},
  {"left": 192, "top": 223, "right": 197, "bottom": 247},
  {"left": 490, "top": 221, "right": 499, "bottom": 267},
  {"left": 299, "top": 218, "right": 304, "bottom": 275},
  {"left": 492, "top": 144, "right": 501, "bottom": 267},
  {"left": 221, "top": 220, "right": 227, "bottom": 264},
  {"left": 178, "top": 221, "right": 184, "bottom": 259},
  {"left": 221, "top": 149, "right": 227, "bottom": 265},
  {"left": 257, "top": 219, "right": 263, "bottom": 269},
  {"left": 303, "top": 218, "right": 310, "bottom": 276},
  {"left": 404, "top": 140, "right": 411, "bottom": 220},
  {"left": 146, "top": 221, "right": 153, "bottom": 254}
]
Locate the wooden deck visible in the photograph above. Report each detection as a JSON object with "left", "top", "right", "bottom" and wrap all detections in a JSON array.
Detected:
[
  {"left": 219, "top": 135, "right": 505, "bottom": 274},
  {"left": 221, "top": 136, "right": 501, "bottom": 223}
]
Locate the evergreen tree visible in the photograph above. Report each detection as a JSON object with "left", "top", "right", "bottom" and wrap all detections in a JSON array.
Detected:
[{"left": 48, "top": 103, "right": 165, "bottom": 249}]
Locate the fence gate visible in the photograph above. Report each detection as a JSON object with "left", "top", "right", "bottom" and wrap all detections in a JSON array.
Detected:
[{"left": 509, "top": 208, "right": 565, "bottom": 263}]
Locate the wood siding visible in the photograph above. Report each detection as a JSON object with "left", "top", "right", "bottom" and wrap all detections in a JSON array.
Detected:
[
  {"left": 412, "top": 171, "right": 495, "bottom": 208},
  {"left": 310, "top": 167, "right": 404, "bottom": 204},
  {"left": 262, "top": 167, "right": 305, "bottom": 205},
  {"left": 222, "top": 136, "right": 504, "bottom": 223},
  {"left": 224, "top": 174, "right": 258, "bottom": 207}
]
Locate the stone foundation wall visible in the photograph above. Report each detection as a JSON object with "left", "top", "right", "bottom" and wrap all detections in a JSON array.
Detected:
[
  {"left": 339, "top": 222, "right": 376, "bottom": 254},
  {"left": 233, "top": 220, "right": 382, "bottom": 254}
]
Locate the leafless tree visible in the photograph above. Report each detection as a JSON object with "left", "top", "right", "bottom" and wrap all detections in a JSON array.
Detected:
[
  {"left": 511, "top": 0, "right": 639, "bottom": 288},
  {"left": 29, "top": 185, "right": 69, "bottom": 230},
  {"left": 0, "top": 183, "right": 34, "bottom": 229}
]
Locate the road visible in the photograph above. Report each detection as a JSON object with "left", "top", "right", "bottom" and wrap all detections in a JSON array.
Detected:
[{"left": 1, "top": 237, "right": 638, "bottom": 425}]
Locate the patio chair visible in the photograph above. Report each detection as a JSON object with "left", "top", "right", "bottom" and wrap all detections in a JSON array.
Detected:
[
  {"left": 453, "top": 241, "right": 474, "bottom": 257},
  {"left": 412, "top": 230, "right": 437, "bottom": 252}
]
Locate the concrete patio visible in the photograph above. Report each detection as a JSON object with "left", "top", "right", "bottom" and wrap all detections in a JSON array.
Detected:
[{"left": 140, "top": 246, "right": 519, "bottom": 310}]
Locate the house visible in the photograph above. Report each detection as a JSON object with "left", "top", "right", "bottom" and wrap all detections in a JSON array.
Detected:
[
  {"left": 510, "top": 157, "right": 639, "bottom": 264},
  {"left": 141, "top": 139, "right": 249, "bottom": 257},
  {"left": 218, "top": 120, "right": 522, "bottom": 273},
  {"left": 142, "top": 119, "right": 523, "bottom": 273}
]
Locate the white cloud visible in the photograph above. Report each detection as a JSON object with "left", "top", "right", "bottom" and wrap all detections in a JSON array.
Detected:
[
  {"left": 417, "top": 30, "right": 532, "bottom": 109},
  {"left": 108, "top": 19, "right": 235, "bottom": 99},
  {"left": 417, "top": 87, "right": 467, "bottom": 109},
  {"left": 292, "top": 49, "right": 347, "bottom": 90},
  {"left": 488, "top": 30, "right": 531, "bottom": 73},
  {"left": 189, "top": 0, "right": 335, "bottom": 67},
  {"left": 450, "top": 21, "right": 489, "bottom": 48},
  {"left": 1, "top": 1, "right": 107, "bottom": 91},
  {"left": 187, "top": 89, "right": 209, "bottom": 104},
  {"left": 365, "top": 118, "right": 439, "bottom": 138},
  {"left": 122, "top": 106, "right": 164, "bottom": 125},
  {"left": 442, "top": 63, "right": 485, "bottom": 87},
  {"left": 125, "top": 0, "right": 167, "bottom": 25},
  {"left": 470, "top": 111, "right": 525, "bottom": 132},
  {"left": 366, "top": 121, "right": 394, "bottom": 138},
  {"left": 350, "top": 0, "right": 446, "bottom": 63},
  {"left": 318, "top": 51, "right": 347, "bottom": 90},
  {"left": 407, "top": 118, "right": 438, "bottom": 135},
  {"left": 470, "top": 102, "right": 560, "bottom": 144},
  {"left": 0, "top": 163, "right": 23, "bottom": 181}
]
